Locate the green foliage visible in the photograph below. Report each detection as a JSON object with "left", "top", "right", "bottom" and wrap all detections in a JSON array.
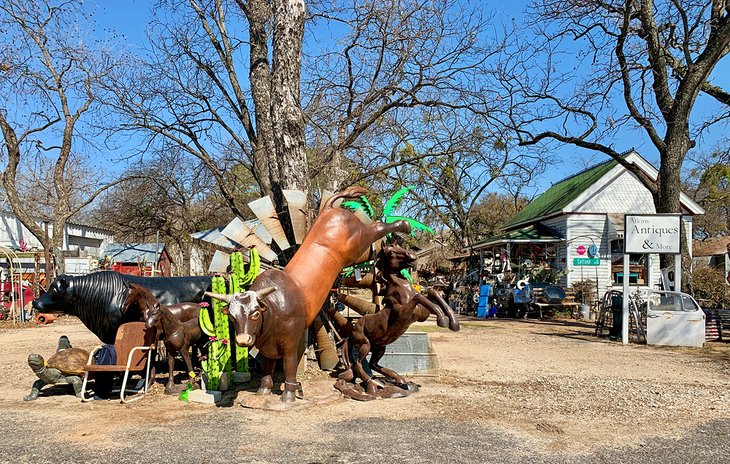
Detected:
[
  {"left": 338, "top": 185, "right": 435, "bottom": 240},
  {"left": 341, "top": 196, "right": 375, "bottom": 219},
  {"left": 700, "top": 163, "right": 730, "bottom": 201},
  {"left": 385, "top": 215, "right": 434, "bottom": 236},
  {"left": 469, "top": 193, "right": 528, "bottom": 242},
  {"left": 199, "top": 275, "right": 229, "bottom": 391},
  {"left": 530, "top": 267, "right": 569, "bottom": 284},
  {"left": 687, "top": 153, "right": 729, "bottom": 238}
]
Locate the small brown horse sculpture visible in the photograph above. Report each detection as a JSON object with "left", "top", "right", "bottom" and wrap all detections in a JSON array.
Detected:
[
  {"left": 329, "top": 243, "right": 459, "bottom": 400},
  {"left": 128, "top": 284, "right": 203, "bottom": 393}
]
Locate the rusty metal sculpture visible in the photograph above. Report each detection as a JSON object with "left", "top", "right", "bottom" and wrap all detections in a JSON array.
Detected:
[
  {"left": 206, "top": 187, "right": 411, "bottom": 402},
  {"left": 329, "top": 242, "right": 460, "bottom": 400}
]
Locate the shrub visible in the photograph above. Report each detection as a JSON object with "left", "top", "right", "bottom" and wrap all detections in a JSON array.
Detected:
[
  {"left": 572, "top": 279, "right": 597, "bottom": 304},
  {"left": 691, "top": 266, "right": 730, "bottom": 308}
]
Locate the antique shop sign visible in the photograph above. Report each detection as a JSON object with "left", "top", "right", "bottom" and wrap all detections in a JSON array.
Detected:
[{"left": 624, "top": 214, "right": 681, "bottom": 254}]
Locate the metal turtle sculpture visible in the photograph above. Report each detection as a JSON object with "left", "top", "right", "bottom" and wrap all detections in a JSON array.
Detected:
[{"left": 24, "top": 335, "right": 89, "bottom": 401}]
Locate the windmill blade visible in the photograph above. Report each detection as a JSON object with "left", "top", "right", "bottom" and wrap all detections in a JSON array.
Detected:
[
  {"left": 190, "top": 226, "right": 236, "bottom": 251},
  {"left": 250, "top": 220, "right": 273, "bottom": 244},
  {"left": 221, "top": 217, "right": 278, "bottom": 262},
  {"left": 352, "top": 207, "right": 373, "bottom": 225},
  {"left": 319, "top": 190, "right": 335, "bottom": 212},
  {"left": 283, "top": 189, "right": 308, "bottom": 244},
  {"left": 208, "top": 250, "right": 231, "bottom": 273},
  {"left": 248, "top": 196, "right": 291, "bottom": 251}
]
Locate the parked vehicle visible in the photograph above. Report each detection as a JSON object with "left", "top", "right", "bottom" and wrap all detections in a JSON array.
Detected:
[{"left": 645, "top": 290, "right": 705, "bottom": 347}]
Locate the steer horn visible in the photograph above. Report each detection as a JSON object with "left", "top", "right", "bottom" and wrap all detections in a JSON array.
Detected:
[
  {"left": 255, "top": 286, "right": 277, "bottom": 312},
  {"left": 256, "top": 286, "right": 277, "bottom": 299},
  {"left": 204, "top": 291, "right": 232, "bottom": 303}
]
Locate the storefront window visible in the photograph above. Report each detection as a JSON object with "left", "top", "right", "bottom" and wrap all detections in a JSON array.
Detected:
[{"left": 610, "top": 239, "right": 649, "bottom": 285}]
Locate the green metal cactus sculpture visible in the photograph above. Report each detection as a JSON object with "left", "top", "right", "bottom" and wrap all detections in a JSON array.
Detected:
[
  {"left": 228, "top": 248, "right": 260, "bottom": 373},
  {"left": 199, "top": 248, "right": 261, "bottom": 390}
]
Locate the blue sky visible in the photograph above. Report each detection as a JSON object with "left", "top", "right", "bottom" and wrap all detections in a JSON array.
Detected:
[{"left": 90, "top": 0, "right": 729, "bottom": 196}]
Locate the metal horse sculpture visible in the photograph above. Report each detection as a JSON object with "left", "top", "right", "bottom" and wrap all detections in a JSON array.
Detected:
[
  {"left": 329, "top": 242, "right": 460, "bottom": 400},
  {"left": 206, "top": 187, "right": 412, "bottom": 402}
]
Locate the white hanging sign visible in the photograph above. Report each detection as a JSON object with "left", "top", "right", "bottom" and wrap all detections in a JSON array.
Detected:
[{"left": 624, "top": 214, "right": 681, "bottom": 254}]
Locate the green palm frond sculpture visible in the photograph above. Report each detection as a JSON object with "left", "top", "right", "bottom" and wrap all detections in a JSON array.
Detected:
[{"left": 339, "top": 185, "right": 434, "bottom": 238}]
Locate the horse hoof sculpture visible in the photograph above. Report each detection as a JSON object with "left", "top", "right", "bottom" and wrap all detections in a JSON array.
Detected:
[{"left": 24, "top": 335, "right": 89, "bottom": 401}]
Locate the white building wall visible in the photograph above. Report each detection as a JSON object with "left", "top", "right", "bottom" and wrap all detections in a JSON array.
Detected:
[
  {"left": 0, "top": 211, "right": 114, "bottom": 275},
  {"left": 573, "top": 170, "right": 657, "bottom": 214},
  {"left": 560, "top": 168, "right": 696, "bottom": 296},
  {"left": 564, "top": 214, "right": 611, "bottom": 296}
]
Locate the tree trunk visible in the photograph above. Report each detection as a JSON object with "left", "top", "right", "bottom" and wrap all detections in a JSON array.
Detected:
[
  {"left": 322, "top": 146, "right": 347, "bottom": 192},
  {"left": 0, "top": 117, "right": 59, "bottom": 283},
  {"left": 655, "top": 134, "right": 689, "bottom": 271},
  {"left": 270, "top": 0, "right": 309, "bottom": 196},
  {"left": 267, "top": 0, "right": 310, "bottom": 262},
  {"left": 246, "top": 0, "right": 276, "bottom": 198}
]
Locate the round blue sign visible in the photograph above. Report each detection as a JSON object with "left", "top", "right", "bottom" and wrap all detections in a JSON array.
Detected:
[{"left": 587, "top": 244, "right": 598, "bottom": 258}]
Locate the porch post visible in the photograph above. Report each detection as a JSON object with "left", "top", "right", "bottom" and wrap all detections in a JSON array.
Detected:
[
  {"left": 674, "top": 253, "right": 682, "bottom": 292},
  {"left": 622, "top": 254, "right": 629, "bottom": 345}
]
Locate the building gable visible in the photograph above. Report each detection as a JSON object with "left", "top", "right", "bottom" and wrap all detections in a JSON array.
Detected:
[{"left": 504, "top": 151, "right": 704, "bottom": 230}]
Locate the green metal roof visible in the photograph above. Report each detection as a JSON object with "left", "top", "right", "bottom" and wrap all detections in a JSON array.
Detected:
[
  {"left": 503, "top": 159, "right": 618, "bottom": 229},
  {"left": 472, "top": 223, "right": 563, "bottom": 250}
]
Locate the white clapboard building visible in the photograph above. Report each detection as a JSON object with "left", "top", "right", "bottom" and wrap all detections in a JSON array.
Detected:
[{"left": 469, "top": 151, "right": 704, "bottom": 298}]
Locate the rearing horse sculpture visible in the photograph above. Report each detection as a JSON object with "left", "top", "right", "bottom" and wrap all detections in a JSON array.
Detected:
[
  {"left": 207, "top": 187, "right": 412, "bottom": 402},
  {"left": 329, "top": 242, "right": 460, "bottom": 400}
]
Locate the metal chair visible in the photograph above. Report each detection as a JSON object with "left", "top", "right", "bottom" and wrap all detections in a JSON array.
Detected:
[{"left": 81, "top": 322, "right": 156, "bottom": 403}]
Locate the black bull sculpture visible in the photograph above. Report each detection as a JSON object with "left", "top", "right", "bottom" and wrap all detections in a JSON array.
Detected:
[{"left": 32, "top": 271, "right": 212, "bottom": 344}]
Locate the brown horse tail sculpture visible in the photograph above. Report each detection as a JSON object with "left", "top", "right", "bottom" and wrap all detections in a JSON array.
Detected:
[
  {"left": 206, "top": 187, "right": 412, "bottom": 403},
  {"left": 331, "top": 242, "right": 460, "bottom": 400}
]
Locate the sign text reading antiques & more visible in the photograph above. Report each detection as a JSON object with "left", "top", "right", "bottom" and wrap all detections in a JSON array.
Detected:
[{"left": 624, "top": 214, "right": 681, "bottom": 254}]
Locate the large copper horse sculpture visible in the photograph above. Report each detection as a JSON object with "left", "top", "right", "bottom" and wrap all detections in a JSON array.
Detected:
[
  {"left": 329, "top": 243, "right": 460, "bottom": 400},
  {"left": 207, "top": 187, "right": 412, "bottom": 402}
]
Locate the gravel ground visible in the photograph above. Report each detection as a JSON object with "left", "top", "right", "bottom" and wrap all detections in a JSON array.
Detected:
[{"left": 1, "top": 315, "right": 729, "bottom": 463}]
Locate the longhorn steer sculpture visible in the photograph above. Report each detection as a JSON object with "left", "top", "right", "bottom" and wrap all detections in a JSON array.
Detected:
[{"left": 206, "top": 186, "right": 411, "bottom": 402}]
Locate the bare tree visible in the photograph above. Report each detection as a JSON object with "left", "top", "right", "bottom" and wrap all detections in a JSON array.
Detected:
[
  {"left": 107, "top": 0, "right": 513, "bottom": 211},
  {"left": 304, "top": 0, "right": 509, "bottom": 193},
  {"left": 92, "top": 147, "right": 241, "bottom": 275},
  {"left": 387, "top": 112, "right": 544, "bottom": 248},
  {"left": 105, "top": 0, "right": 309, "bottom": 232},
  {"left": 0, "top": 0, "right": 126, "bottom": 280},
  {"left": 509, "top": 0, "right": 730, "bottom": 218}
]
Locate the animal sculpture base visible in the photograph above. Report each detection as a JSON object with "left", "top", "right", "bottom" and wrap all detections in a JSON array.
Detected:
[
  {"left": 237, "top": 382, "right": 340, "bottom": 411},
  {"left": 187, "top": 389, "right": 222, "bottom": 405},
  {"left": 334, "top": 377, "right": 419, "bottom": 402}
]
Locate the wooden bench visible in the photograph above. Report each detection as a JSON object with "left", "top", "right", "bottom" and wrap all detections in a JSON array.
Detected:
[{"left": 531, "top": 286, "right": 581, "bottom": 319}]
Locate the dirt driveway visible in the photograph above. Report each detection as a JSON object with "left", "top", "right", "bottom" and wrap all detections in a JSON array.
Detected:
[{"left": 1, "top": 315, "right": 729, "bottom": 463}]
